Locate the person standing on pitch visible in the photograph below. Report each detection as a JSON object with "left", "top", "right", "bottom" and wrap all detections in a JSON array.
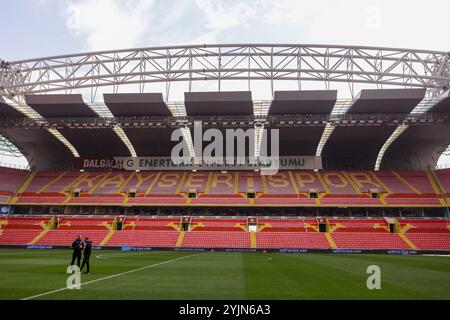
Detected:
[
  {"left": 80, "top": 237, "right": 92, "bottom": 274},
  {"left": 70, "top": 235, "right": 84, "bottom": 267}
]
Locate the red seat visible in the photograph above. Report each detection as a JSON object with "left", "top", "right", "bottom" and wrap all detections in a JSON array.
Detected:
[
  {"left": 256, "top": 232, "right": 329, "bottom": 249},
  {"left": 332, "top": 232, "right": 410, "bottom": 249},
  {"left": 37, "top": 230, "right": 108, "bottom": 246},
  {"left": 182, "top": 231, "right": 250, "bottom": 248},
  {"left": 406, "top": 233, "right": 450, "bottom": 250},
  {"left": 107, "top": 230, "right": 179, "bottom": 247},
  {"left": 0, "top": 229, "right": 42, "bottom": 245}
]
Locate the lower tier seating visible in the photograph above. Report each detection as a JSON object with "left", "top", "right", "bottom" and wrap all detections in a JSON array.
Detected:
[
  {"left": 36, "top": 230, "right": 108, "bottom": 246},
  {"left": 331, "top": 232, "right": 410, "bottom": 250},
  {"left": 406, "top": 233, "right": 450, "bottom": 250},
  {"left": 107, "top": 230, "right": 179, "bottom": 247},
  {"left": 0, "top": 217, "right": 449, "bottom": 250},
  {"left": 182, "top": 231, "right": 251, "bottom": 248},
  {"left": 0, "top": 229, "right": 42, "bottom": 245},
  {"left": 256, "top": 232, "right": 329, "bottom": 249}
]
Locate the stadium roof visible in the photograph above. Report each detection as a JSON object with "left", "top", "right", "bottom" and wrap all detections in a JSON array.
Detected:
[
  {"left": 269, "top": 90, "right": 336, "bottom": 115},
  {"left": 185, "top": 91, "right": 254, "bottom": 158},
  {"left": 185, "top": 91, "right": 253, "bottom": 116},
  {"left": 25, "top": 94, "right": 96, "bottom": 117},
  {"left": 1, "top": 44, "right": 449, "bottom": 170},
  {"left": 0, "top": 97, "right": 25, "bottom": 118},
  {"left": 264, "top": 90, "right": 337, "bottom": 156},
  {"left": 347, "top": 89, "right": 426, "bottom": 113},
  {"left": 105, "top": 93, "right": 184, "bottom": 156},
  {"left": 321, "top": 89, "right": 426, "bottom": 169},
  {"left": 381, "top": 92, "right": 450, "bottom": 170},
  {"left": 0, "top": 89, "right": 449, "bottom": 170},
  {"left": 104, "top": 93, "right": 171, "bottom": 117},
  {"left": 0, "top": 97, "right": 73, "bottom": 168},
  {"left": 26, "top": 94, "right": 130, "bottom": 157}
]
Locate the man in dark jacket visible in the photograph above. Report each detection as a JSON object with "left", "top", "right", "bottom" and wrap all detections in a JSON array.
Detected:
[
  {"left": 80, "top": 237, "right": 93, "bottom": 274},
  {"left": 70, "top": 235, "right": 84, "bottom": 267}
]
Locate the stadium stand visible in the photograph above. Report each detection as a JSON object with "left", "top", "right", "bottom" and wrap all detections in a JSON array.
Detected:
[
  {"left": 0, "top": 42, "right": 449, "bottom": 262},
  {"left": 1, "top": 169, "right": 448, "bottom": 207},
  {"left": 404, "top": 233, "right": 450, "bottom": 250},
  {"left": 399, "top": 219, "right": 450, "bottom": 233},
  {"left": 435, "top": 169, "right": 450, "bottom": 196},
  {"left": 256, "top": 232, "right": 329, "bottom": 249},
  {"left": 331, "top": 233, "right": 410, "bottom": 250},
  {"left": 106, "top": 231, "right": 180, "bottom": 247},
  {"left": 0, "top": 216, "right": 448, "bottom": 251},
  {"left": 37, "top": 230, "right": 109, "bottom": 246},
  {"left": 330, "top": 219, "right": 390, "bottom": 233},
  {"left": 182, "top": 231, "right": 251, "bottom": 248},
  {"left": 0, "top": 229, "right": 42, "bottom": 245}
]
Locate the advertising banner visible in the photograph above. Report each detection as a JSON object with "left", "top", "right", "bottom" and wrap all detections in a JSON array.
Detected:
[{"left": 73, "top": 156, "right": 323, "bottom": 171}]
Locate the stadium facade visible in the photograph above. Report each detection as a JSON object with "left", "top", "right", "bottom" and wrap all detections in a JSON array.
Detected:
[{"left": 0, "top": 44, "right": 449, "bottom": 252}]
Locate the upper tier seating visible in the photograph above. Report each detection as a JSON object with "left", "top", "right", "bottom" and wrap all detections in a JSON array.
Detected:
[
  {"left": 23, "top": 171, "right": 82, "bottom": 194},
  {"left": 435, "top": 169, "right": 450, "bottom": 196},
  {"left": 0, "top": 167, "right": 29, "bottom": 195},
  {"left": 0, "top": 168, "right": 446, "bottom": 207}
]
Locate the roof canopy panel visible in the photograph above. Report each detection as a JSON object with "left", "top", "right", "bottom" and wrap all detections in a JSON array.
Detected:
[
  {"left": 25, "top": 94, "right": 97, "bottom": 117},
  {"left": 322, "top": 88, "right": 426, "bottom": 169},
  {"left": 124, "top": 128, "right": 188, "bottom": 156},
  {"left": 60, "top": 129, "right": 129, "bottom": 157},
  {"left": 269, "top": 90, "right": 337, "bottom": 115},
  {"left": 348, "top": 89, "right": 426, "bottom": 114},
  {"left": 322, "top": 126, "right": 396, "bottom": 170},
  {"left": 0, "top": 97, "right": 25, "bottom": 117},
  {"left": 429, "top": 97, "right": 450, "bottom": 113},
  {"left": 380, "top": 92, "right": 450, "bottom": 170},
  {"left": 104, "top": 93, "right": 171, "bottom": 117},
  {"left": 0, "top": 128, "right": 73, "bottom": 170},
  {"left": 25, "top": 94, "right": 131, "bottom": 157},
  {"left": 185, "top": 91, "right": 253, "bottom": 116},
  {"left": 261, "top": 127, "right": 325, "bottom": 156},
  {"left": 381, "top": 125, "right": 450, "bottom": 170},
  {"left": 189, "top": 125, "right": 254, "bottom": 158}
]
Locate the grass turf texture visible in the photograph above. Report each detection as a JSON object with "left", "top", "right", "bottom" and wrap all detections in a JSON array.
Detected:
[{"left": 0, "top": 249, "right": 449, "bottom": 300}]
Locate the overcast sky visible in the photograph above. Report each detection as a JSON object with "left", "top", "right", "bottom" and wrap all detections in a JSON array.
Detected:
[{"left": 1, "top": 0, "right": 449, "bottom": 167}]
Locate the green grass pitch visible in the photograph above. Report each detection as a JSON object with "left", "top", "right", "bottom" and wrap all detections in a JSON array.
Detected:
[{"left": 0, "top": 249, "right": 449, "bottom": 300}]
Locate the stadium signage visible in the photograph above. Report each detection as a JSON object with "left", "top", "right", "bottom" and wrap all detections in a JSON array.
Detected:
[{"left": 74, "top": 156, "right": 322, "bottom": 171}]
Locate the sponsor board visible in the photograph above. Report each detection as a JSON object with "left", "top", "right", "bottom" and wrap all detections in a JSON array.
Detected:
[{"left": 74, "top": 156, "right": 322, "bottom": 171}]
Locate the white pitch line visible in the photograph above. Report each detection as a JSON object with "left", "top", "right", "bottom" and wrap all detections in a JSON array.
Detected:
[
  {"left": 422, "top": 254, "right": 450, "bottom": 257},
  {"left": 21, "top": 253, "right": 204, "bottom": 300}
]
